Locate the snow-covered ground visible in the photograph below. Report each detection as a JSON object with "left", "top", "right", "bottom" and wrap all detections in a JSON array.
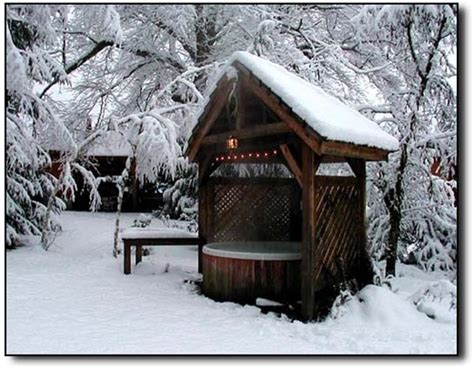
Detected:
[{"left": 6, "top": 212, "right": 457, "bottom": 354}]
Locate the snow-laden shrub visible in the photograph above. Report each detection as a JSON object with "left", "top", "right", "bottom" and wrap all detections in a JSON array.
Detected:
[
  {"left": 162, "top": 158, "right": 198, "bottom": 221},
  {"left": 329, "top": 289, "right": 354, "bottom": 320},
  {"left": 158, "top": 212, "right": 197, "bottom": 234},
  {"left": 132, "top": 213, "right": 152, "bottom": 228},
  {"left": 409, "top": 280, "right": 456, "bottom": 320},
  {"left": 163, "top": 182, "right": 198, "bottom": 221},
  {"left": 368, "top": 164, "right": 457, "bottom": 275},
  {"left": 6, "top": 157, "right": 65, "bottom": 248}
]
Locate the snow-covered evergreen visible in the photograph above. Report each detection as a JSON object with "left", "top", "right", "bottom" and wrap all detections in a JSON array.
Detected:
[{"left": 6, "top": 5, "right": 68, "bottom": 248}]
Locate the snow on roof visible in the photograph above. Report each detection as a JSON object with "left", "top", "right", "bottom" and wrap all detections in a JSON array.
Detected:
[
  {"left": 86, "top": 131, "right": 132, "bottom": 157},
  {"left": 41, "top": 129, "right": 132, "bottom": 157},
  {"left": 195, "top": 51, "right": 398, "bottom": 152}
]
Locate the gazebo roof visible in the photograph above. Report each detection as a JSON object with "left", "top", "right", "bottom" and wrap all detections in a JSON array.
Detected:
[{"left": 186, "top": 51, "right": 398, "bottom": 162}]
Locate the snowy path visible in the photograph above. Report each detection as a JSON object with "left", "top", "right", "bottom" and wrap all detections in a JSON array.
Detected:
[{"left": 6, "top": 212, "right": 456, "bottom": 354}]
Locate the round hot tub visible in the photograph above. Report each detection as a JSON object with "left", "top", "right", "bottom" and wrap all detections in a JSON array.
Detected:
[{"left": 202, "top": 241, "right": 301, "bottom": 305}]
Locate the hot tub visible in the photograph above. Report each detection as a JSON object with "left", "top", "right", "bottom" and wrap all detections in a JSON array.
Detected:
[{"left": 202, "top": 241, "right": 301, "bottom": 304}]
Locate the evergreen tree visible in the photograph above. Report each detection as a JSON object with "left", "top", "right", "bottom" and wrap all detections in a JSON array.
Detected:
[{"left": 6, "top": 5, "right": 68, "bottom": 248}]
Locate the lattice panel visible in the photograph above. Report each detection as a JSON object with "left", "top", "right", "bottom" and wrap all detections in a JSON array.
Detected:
[
  {"left": 208, "top": 178, "right": 300, "bottom": 242},
  {"left": 312, "top": 178, "right": 365, "bottom": 287}
]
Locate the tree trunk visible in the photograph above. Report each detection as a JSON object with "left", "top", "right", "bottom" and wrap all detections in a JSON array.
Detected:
[
  {"left": 113, "top": 160, "right": 131, "bottom": 258},
  {"left": 112, "top": 178, "right": 125, "bottom": 258},
  {"left": 384, "top": 122, "right": 409, "bottom": 276},
  {"left": 194, "top": 4, "right": 217, "bottom": 90},
  {"left": 384, "top": 190, "right": 401, "bottom": 276}
]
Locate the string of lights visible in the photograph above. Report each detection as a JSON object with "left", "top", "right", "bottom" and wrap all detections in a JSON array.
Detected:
[{"left": 214, "top": 149, "right": 279, "bottom": 162}]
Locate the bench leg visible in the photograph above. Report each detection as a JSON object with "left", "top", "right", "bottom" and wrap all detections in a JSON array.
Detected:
[
  {"left": 136, "top": 245, "right": 142, "bottom": 265},
  {"left": 124, "top": 243, "right": 131, "bottom": 275},
  {"left": 198, "top": 244, "right": 203, "bottom": 273}
]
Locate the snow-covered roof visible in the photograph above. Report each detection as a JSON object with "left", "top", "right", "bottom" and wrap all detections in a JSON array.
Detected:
[
  {"left": 231, "top": 52, "right": 398, "bottom": 151},
  {"left": 190, "top": 51, "right": 398, "bottom": 154},
  {"left": 86, "top": 131, "right": 132, "bottom": 157},
  {"left": 43, "top": 130, "right": 132, "bottom": 157}
]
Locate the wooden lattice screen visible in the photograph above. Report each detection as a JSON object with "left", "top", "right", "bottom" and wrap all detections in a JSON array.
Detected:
[
  {"left": 312, "top": 176, "right": 370, "bottom": 290},
  {"left": 206, "top": 177, "right": 301, "bottom": 242}
]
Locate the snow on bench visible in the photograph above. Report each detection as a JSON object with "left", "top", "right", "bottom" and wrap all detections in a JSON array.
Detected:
[
  {"left": 120, "top": 227, "right": 201, "bottom": 274},
  {"left": 121, "top": 227, "right": 198, "bottom": 239}
]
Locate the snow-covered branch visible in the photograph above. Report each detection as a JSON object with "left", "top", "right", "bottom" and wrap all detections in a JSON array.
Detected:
[{"left": 415, "top": 131, "right": 457, "bottom": 147}]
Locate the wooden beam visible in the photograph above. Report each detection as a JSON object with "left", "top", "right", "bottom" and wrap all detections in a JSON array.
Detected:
[
  {"left": 346, "top": 157, "right": 365, "bottom": 179},
  {"left": 314, "top": 154, "right": 322, "bottom": 177},
  {"left": 198, "top": 156, "right": 221, "bottom": 185},
  {"left": 301, "top": 143, "right": 317, "bottom": 321},
  {"left": 279, "top": 144, "right": 302, "bottom": 187},
  {"left": 198, "top": 156, "right": 211, "bottom": 184},
  {"left": 313, "top": 175, "right": 357, "bottom": 186},
  {"left": 321, "top": 140, "right": 389, "bottom": 162},
  {"left": 201, "top": 122, "right": 291, "bottom": 146},
  {"left": 320, "top": 155, "right": 347, "bottom": 164},
  {"left": 186, "top": 80, "right": 234, "bottom": 162}
]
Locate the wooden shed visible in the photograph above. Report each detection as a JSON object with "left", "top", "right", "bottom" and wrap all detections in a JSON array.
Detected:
[
  {"left": 48, "top": 131, "right": 164, "bottom": 212},
  {"left": 185, "top": 51, "right": 398, "bottom": 320}
]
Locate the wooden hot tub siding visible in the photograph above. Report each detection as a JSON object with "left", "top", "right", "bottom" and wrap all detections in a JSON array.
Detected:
[{"left": 202, "top": 253, "right": 301, "bottom": 305}]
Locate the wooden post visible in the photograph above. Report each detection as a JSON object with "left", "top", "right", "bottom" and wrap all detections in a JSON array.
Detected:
[
  {"left": 347, "top": 158, "right": 372, "bottom": 285},
  {"left": 124, "top": 242, "right": 131, "bottom": 275},
  {"left": 198, "top": 162, "right": 208, "bottom": 274},
  {"left": 347, "top": 158, "right": 367, "bottom": 246},
  {"left": 301, "top": 143, "right": 316, "bottom": 321},
  {"left": 136, "top": 245, "right": 142, "bottom": 265}
]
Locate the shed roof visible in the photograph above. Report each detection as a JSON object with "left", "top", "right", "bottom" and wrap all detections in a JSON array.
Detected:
[
  {"left": 186, "top": 51, "right": 398, "bottom": 161},
  {"left": 42, "top": 130, "right": 132, "bottom": 158},
  {"left": 85, "top": 131, "right": 132, "bottom": 157}
]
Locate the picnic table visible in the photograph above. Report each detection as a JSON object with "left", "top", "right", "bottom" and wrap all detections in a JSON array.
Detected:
[{"left": 120, "top": 228, "right": 202, "bottom": 274}]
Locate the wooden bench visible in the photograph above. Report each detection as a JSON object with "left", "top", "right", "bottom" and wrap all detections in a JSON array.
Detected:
[{"left": 121, "top": 228, "right": 202, "bottom": 274}]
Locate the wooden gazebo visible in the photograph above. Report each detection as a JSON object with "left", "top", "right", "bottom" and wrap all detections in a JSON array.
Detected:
[{"left": 185, "top": 51, "right": 398, "bottom": 320}]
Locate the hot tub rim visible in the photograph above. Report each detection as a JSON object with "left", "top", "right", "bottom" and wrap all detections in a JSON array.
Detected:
[{"left": 202, "top": 241, "right": 302, "bottom": 261}]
